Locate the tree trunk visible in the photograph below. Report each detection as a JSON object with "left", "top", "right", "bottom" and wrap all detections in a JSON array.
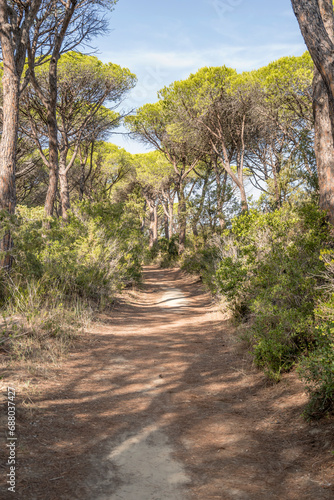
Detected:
[
  {"left": 212, "top": 139, "right": 248, "bottom": 212},
  {"left": 168, "top": 202, "right": 174, "bottom": 239},
  {"left": 220, "top": 170, "right": 228, "bottom": 229},
  {"left": 291, "top": 0, "right": 334, "bottom": 117},
  {"left": 44, "top": 164, "right": 58, "bottom": 218},
  {"left": 153, "top": 203, "right": 158, "bottom": 243},
  {"left": 313, "top": 67, "right": 334, "bottom": 223},
  {"left": 59, "top": 150, "right": 71, "bottom": 222},
  {"left": 177, "top": 186, "right": 187, "bottom": 255},
  {"left": 272, "top": 158, "right": 281, "bottom": 208},
  {"left": 237, "top": 116, "right": 248, "bottom": 212},
  {"left": 79, "top": 161, "right": 85, "bottom": 201},
  {"left": 291, "top": 0, "right": 334, "bottom": 222},
  {"left": 192, "top": 175, "right": 209, "bottom": 236},
  {"left": 141, "top": 201, "right": 146, "bottom": 233},
  {"left": 44, "top": 57, "right": 59, "bottom": 217},
  {"left": 239, "top": 183, "right": 248, "bottom": 212},
  {"left": 292, "top": 0, "right": 334, "bottom": 223},
  {"left": 0, "top": 70, "right": 19, "bottom": 268},
  {"left": 164, "top": 214, "right": 169, "bottom": 240},
  {"left": 0, "top": 0, "right": 42, "bottom": 267},
  {"left": 32, "top": 1, "right": 77, "bottom": 217},
  {"left": 214, "top": 161, "right": 228, "bottom": 230},
  {"left": 148, "top": 200, "right": 158, "bottom": 249}
]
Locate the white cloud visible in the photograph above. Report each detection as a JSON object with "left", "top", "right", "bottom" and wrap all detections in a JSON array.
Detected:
[{"left": 101, "top": 42, "right": 307, "bottom": 75}]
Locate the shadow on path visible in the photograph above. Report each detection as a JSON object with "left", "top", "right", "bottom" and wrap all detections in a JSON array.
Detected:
[{"left": 6, "top": 266, "right": 334, "bottom": 500}]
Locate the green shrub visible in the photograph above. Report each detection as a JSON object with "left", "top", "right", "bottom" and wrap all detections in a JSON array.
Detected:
[
  {"left": 298, "top": 321, "right": 334, "bottom": 419},
  {"left": 296, "top": 250, "right": 334, "bottom": 418},
  {"left": 155, "top": 235, "right": 179, "bottom": 267},
  {"left": 0, "top": 199, "right": 144, "bottom": 309},
  {"left": 0, "top": 199, "right": 145, "bottom": 365},
  {"left": 215, "top": 202, "right": 329, "bottom": 379},
  {"left": 180, "top": 238, "right": 220, "bottom": 292}
]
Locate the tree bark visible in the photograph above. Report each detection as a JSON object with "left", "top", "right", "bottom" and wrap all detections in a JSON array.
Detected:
[
  {"left": 44, "top": 64, "right": 59, "bottom": 217},
  {"left": 291, "top": 0, "right": 334, "bottom": 112},
  {"left": 313, "top": 67, "right": 334, "bottom": 221},
  {"left": 0, "top": 69, "right": 19, "bottom": 267},
  {"left": 59, "top": 150, "right": 71, "bottom": 222},
  {"left": 79, "top": 161, "right": 85, "bottom": 201},
  {"left": 0, "top": 0, "right": 42, "bottom": 267},
  {"left": 28, "top": 0, "right": 77, "bottom": 217},
  {"left": 291, "top": 0, "right": 334, "bottom": 223},
  {"left": 0, "top": 68, "right": 19, "bottom": 213},
  {"left": 192, "top": 174, "right": 209, "bottom": 236},
  {"left": 177, "top": 185, "right": 187, "bottom": 255},
  {"left": 272, "top": 156, "right": 281, "bottom": 208},
  {"left": 168, "top": 202, "right": 174, "bottom": 239},
  {"left": 153, "top": 203, "right": 158, "bottom": 243},
  {"left": 237, "top": 115, "right": 248, "bottom": 212},
  {"left": 161, "top": 191, "right": 175, "bottom": 239},
  {"left": 148, "top": 200, "right": 158, "bottom": 249},
  {"left": 164, "top": 214, "right": 169, "bottom": 240},
  {"left": 213, "top": 160, "right": 228, "bottom": 229},
  {"left": 211, "top": 138, "right": 248, "bottom": 212},
  {"left": 141, "top": 201, "right": 147, "bottom": 234}
]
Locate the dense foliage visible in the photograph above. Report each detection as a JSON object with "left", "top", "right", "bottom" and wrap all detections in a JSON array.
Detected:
[{"left": 216, "top": 204, "right": 328, "bottom": 374}]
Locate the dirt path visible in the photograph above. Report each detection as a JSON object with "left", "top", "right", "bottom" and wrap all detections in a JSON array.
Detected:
[{"left": 1, "top": 266, "right": 334, "bottom": 499}]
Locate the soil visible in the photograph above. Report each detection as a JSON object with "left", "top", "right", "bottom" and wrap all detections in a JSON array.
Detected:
[{"left": 1, "top": 265, "right": 334, "bottom": 499}]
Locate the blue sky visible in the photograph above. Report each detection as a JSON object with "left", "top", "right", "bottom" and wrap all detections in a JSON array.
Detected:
[{"left": 93, "top": 0, "right": 306, "bottom": 153}]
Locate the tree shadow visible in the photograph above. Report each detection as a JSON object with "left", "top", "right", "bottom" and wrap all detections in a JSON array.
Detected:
[{"left": 10, "top": 267, "right": 334, "bottom": 500}]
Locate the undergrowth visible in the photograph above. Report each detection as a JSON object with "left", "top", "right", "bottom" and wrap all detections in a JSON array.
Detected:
[
  {"left": 180, "top": 201, "right": 334, "bottom": 419},
  {"left": 0, "top": 200, "right": 144, "bottom": 368}
]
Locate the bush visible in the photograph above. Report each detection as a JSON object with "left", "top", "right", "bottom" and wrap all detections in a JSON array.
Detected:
[
  {"left": 180, "top": 236, "right": 220, "bottom": 292},
  {"left": 0, "top": 199, "right": 145, "bottom": 365},
  {"left": 215, "top": 202, "right": 329, "bottom": 380},
  {"left": 3, "top": 201, "right": 144, "bottom": 305},
  {"left": 298, "top": 321, "right": 334, "bottom": 419},
  {"left": 147, "top": 236, "right": 179, "bottom": 267},
  {"left": 296, "top": 250, "right": 334, "bottom": 418}
]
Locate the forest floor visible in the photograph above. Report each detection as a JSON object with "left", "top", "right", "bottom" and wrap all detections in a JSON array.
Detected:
[{"left": 1, "top": 265, "right": 334, "bottom": 499}]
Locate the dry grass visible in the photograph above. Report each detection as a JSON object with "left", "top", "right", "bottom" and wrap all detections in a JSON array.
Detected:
[{"left": 0, "top": 296, "right": 92, "bottom": 380}]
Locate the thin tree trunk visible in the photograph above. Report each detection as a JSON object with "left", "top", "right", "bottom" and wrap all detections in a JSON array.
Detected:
[
  {"left": 29, "top": 1, "right": 77, "bottom": 217},
  {"left": 213, "top": 159, "right": 227, "bottom": 229},
  {"left": 153, "top": 204, "right": 158, "bottom": 242},
  {"left": 59, "top": 149, "right": 71, "bottom": 222},
  {"left": 161, "top": 193, "right": 175, "bottom": 239},
  {"left": 44, "top": 56, "right": 59, "bottom": 217},
  {"left": 164, "top": 214, "right": 169, "bottom": 240},
  {"left": 237, "top": 115, "right": 248, "bottom": 212},
  {"left": 272, "top": 161, "right": 281, "bottom": 208},
  {"left": 148, "top": 200, "right": 158, "bottom": 249},
  {"left": 141, "top": 201, "right": 147, "bottom": 233},
  {"left": 79, "top": 160, "right": 85, "bottom": 201},
  {"left": 192, "top": 175, "right": 209, "bottom": 237},
  {"left": 211, "top": 138, "right": 248, "bottom": 212},
  {"left": 192, "top": 223, "right": 199, "bottom": 237},
  {"left": 239, "top": 181, "right": 248, "bottom": 212},
  {"left": 168, "top": 202, "right": 174, "bottom": 239},
  {"left": 177, "top": 185, "right": 187, "bottom": 255}
]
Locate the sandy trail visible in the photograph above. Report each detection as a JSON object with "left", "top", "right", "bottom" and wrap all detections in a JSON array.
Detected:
[{"left": 2, "top": 266, "right": 334, "bottom": 499}]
